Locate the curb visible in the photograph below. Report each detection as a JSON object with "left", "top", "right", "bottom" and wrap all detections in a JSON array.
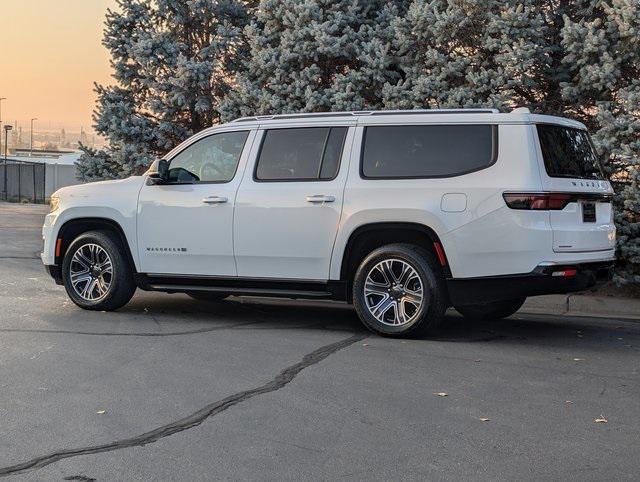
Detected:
[{"left": 521, "top": 294, "right": 640, "bottom": 320}]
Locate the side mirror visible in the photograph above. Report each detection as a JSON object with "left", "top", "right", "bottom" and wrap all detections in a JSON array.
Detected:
[{"left": 147, "top": 159, "right": 169, "bottom": 184}]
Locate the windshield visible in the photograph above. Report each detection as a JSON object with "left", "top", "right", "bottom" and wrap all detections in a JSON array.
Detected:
[{"left": 536, "top": 124, "right": 604, "bottom": 180}]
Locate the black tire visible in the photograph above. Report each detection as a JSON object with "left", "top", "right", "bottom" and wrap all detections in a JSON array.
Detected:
[
  {"left": 187, "top": 292, "right": 229, "bottom": 302},
  {"left": 352, "top": 243, "right": 448, "bottom": 337},
  {"left": 455, "top": 297, "right": 526, "bottom": 321},
  {"left": 62, "top": 230, "right": 136, "bottom": 311}
]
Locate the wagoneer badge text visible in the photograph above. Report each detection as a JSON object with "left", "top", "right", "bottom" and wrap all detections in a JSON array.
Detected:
[{"left": 146, "top": 247, "right": 188, "bottom": 253}]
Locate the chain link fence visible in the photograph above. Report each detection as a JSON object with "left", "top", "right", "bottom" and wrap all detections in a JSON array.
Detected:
[{"left": 0, "top": 160, "right": 47, "bottom": 204}]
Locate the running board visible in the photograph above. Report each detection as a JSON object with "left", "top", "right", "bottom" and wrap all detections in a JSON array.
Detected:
[
  {"left": 146, "top": 284, "right": 332, "bottom": 299},
  {"left": 135, "top": 273, "right": 346, "bottom": 300}
]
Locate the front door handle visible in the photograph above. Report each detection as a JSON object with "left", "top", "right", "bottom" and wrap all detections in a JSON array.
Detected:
[
  {"left": 202, "top": 196, "right": 228, "bottom": 204},
  {"left": 305, "top": 195, "right": 336, "bottom": 203}
]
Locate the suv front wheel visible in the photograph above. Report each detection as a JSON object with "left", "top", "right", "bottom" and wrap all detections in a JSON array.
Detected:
[
  {"left": 352, "top": 244, "right": 447, "bottom": 337},
  {"left": 62, "top": 230, "right": 136, "bottom": 311}
]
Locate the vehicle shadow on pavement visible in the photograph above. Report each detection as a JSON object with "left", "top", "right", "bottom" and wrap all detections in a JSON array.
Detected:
[
  {"left": 434, "top": 311, "right": 639, "bottom": 355},
  {"left": 110, "top": 294, "right": 640, "bottom": 349},
  {"left": 121, "top": 295, "right": 366, "bottom": 333}
]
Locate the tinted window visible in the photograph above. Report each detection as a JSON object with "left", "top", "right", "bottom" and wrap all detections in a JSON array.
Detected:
[
  {"left": 168, "top": 131, "right": 249, "bottom": 183},
  {"left": 256, "top": 127, "right": 347, "bottom": 181},
  {"left": 320, "top": 128, "right": 347, "bottom": 179},
  {"left": 536, "top": 124, "right": 604, "bottom": 180},
  {"left": 361, "top": 125, "right": 496, "bottom": 178}
]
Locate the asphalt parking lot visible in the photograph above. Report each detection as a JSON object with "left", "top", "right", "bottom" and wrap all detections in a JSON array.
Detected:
[{"left": 1, "top": 201, "right": 639, "bottom": 481}]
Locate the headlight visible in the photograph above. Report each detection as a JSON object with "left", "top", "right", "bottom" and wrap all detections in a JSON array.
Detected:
[{"left": 49, "top": 195, "right": 60, "bottom": 213}]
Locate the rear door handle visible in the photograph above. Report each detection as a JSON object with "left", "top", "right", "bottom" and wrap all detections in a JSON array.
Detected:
[
  {"left": 202, "top": 196, "right": 228, "bottom": 204},
  {"left": 305, "top": 195, "right": 336, "bottom": 203}
]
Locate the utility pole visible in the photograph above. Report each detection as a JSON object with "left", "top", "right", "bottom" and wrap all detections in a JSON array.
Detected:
[
  {"left": 0, "top": 98, "right": 6, "bottom": 156},
  {"left": 2, "top": 125, "right": 10, "bottom": 201},
  {"left": 30, "top": 117, "right": 38, "bottom": 156},
  {"left": 4, "top": 125, "right": 13, "bottom": 161}
]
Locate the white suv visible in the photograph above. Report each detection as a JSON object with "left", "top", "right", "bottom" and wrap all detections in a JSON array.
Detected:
[{"left": 42, "top": 108, "right": 615, "bottom": 337}]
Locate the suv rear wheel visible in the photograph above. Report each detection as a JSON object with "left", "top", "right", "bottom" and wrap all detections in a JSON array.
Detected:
[
  {"left": 62, "top": 230, "right": 136, "bottom": 311},
  {"left": 352, "top": 243, "right": 447, "bottom": 337},
  {"left": 455, "top": 297, "right": 526, "bottom": 321}
]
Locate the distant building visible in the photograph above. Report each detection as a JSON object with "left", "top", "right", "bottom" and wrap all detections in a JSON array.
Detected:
[
  {"left": 9, "top": 148, "right": 81, "bottom": 166},
  {"left": 79, "top": 127, "right": 88, "bottom": 146}
]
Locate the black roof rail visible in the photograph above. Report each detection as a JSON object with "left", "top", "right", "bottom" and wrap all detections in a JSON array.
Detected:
[{"left": 230, "top": 109, "right": 499, "bottom": 123}]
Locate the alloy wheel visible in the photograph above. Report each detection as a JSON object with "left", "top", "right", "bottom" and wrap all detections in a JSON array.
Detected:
[
  {"left": 69, "top": 243, "right": 113, "bottom": 301},
  {"left": 363, "top": 258, "right": 425, "bottom": 326}
]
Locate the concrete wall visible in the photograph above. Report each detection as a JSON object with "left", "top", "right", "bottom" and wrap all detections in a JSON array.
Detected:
[{"left": 45, "top": 164, "right": 81, "bottom": 197}]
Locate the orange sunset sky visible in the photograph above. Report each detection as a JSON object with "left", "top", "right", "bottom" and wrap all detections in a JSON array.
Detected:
[{"left": 0, "top": 0, "right": 117, "bottom": 133}]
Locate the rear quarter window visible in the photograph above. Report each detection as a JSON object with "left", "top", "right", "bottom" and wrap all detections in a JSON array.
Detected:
[{"left": 361, "top": 124, "right": 497, "bottom": 179}]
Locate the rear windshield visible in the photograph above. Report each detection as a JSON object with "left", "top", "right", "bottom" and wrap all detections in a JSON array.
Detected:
[{"left": 536, "top": 124, "right": 604, "bottom": 180}]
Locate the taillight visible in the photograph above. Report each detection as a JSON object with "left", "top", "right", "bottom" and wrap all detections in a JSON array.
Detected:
[{"left": 503, "top": 193, "right": 573, "bottom": 210}]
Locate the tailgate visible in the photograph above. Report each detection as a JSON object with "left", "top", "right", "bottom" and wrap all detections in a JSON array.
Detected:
[
  {"left": 549, "top": 192, "right": 615, "bottom": 253},
  {"left": 535, "top": 123, "right": 616, "bottom": 253}
]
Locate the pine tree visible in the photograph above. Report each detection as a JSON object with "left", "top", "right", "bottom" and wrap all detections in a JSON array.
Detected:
[
  {"left": 82, "top": 0, "right": 640, "bottom": 284},
  {"left": 382, "top": 0, "right": 548, "bottom": 110},
  {"left": 77, "top": 0, "right": 251, "bottom": 181},
  {"left": 219, "top": 0, "right": 405, "bottom": 121},
  {"left": 385, "top": 0, "right": 640, "bottom": 283},
  {"left": 559, "top": 0, "right": 640, "bottom": 283}
]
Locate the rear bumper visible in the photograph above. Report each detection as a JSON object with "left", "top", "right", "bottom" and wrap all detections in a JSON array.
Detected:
[{"left": 447, "top": 261, "right": 614, "bottom": 306}]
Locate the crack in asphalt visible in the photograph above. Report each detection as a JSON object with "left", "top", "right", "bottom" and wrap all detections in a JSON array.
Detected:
[{"left": 0, "top": 333, "right": 366, "bottom": 477}]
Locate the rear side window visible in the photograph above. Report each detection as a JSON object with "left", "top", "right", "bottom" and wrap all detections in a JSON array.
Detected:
[
  {"left": 536, "top": 124, "right": 604, "bottom": 180},
  {"left": 255, "top": 127, "right": 348, "bottom": 181},
  {"left": 361, "top": 125, "right": 497, "bottom": 179}
]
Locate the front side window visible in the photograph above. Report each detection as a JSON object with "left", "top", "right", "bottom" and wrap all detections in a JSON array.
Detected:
[
  {"left": 536, "top": 124, "right": 604, "bottom": 180},
  {"left": 255, "top": 127, "right": 348, "bottom": 181},
  {"left": 168, "top": 131, "right": 249, "bottom": 183},
  {"left": 361, "top": 125, "right": 497, "bottom": 179}
]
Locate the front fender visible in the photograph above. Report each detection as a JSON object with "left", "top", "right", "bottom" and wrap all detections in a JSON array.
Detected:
[{"left": 42, "top": 205, "right": 139, "bottom": 270}]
